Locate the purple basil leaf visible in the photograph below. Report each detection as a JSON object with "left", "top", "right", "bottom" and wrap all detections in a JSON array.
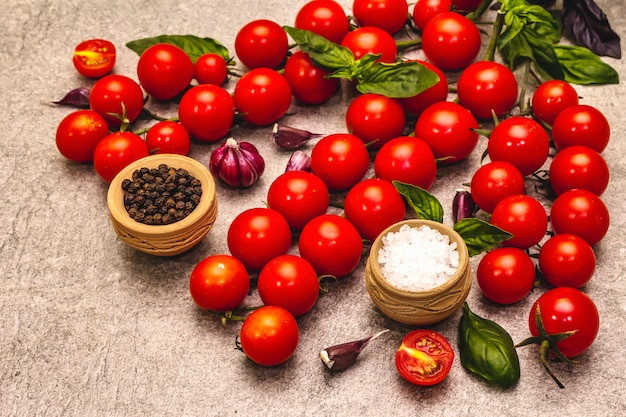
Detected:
[
  {"left": 562, "top": 0, "right": 621, "bottom": 59},
  {"left": 527, "top": 0, "right": 556, "bottom": 7},
  {"left": 53, "top": 87, "right": 91, "bottom": 108}
]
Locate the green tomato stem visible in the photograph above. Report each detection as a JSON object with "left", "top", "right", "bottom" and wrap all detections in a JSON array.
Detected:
[{"left": 483, "top": 10, "right": 505, "bottom": 62}]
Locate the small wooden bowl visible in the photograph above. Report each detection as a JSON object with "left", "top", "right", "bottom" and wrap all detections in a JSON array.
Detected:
[
  {"left": 365, "top": 219, "right": 472, "bottom": 326},
  {"left": 107, "top": 154, "right": 218, "bottom": 256}
]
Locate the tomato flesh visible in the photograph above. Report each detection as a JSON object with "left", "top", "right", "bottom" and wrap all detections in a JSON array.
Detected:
[
  {"left": 395, "top": 330, "right": 454, "bottom": 386},
  {"left": 73, "top": 39, "right": 116, "bottom": 78}
]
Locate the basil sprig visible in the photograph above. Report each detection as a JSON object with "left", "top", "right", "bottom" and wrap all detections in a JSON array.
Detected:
[{"left": 126, "top": 34, "right": 233, "bottom": 64}]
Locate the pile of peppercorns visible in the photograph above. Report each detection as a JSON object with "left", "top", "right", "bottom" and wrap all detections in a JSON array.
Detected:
[{"left": 121, "top": 164, "right": 202, "bottom": 225}]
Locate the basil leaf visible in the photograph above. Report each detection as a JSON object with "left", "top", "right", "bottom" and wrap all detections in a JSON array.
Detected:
[
  {"left": 392, "top": 181, "right": 444, "bottom": 223},
  {"left": 126, "top": 35, "right": 231, "bottom": 63},
  {"left": 453, "top": 218, "right": 512, "bottom": 257},
  {"left": 554, "top": 44, "right": 619, "bottom": 85},
  {"left": 357, "top": 61, "right": 440, "bottom": 98},
  {"left": 283, "top": 26, "right": 355, "bottom": 72},
  {"left": 562, "top": 0, "right": 621, "bottom": 59}
]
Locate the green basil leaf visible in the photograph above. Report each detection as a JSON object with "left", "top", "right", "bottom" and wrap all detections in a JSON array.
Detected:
[
  {"left": 357, "top": 61, "right": 440, "bottom": 98},
  {"left": 126, "top": 34, "right": 231, "bottom": 64},
  {"left": 283, "top": 26, "right": 355, "bottom": 72},
  {"left": 554, "top": 44, "right": 619, "bottom": 85},
  {"left": 392, "top": 181, "right": 444, "bottom": 223},
  {"left": 453, "top": 218, "right": 512, "bottom": 257}
]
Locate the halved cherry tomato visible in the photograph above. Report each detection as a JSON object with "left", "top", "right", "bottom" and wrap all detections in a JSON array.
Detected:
[
  {"left": 72, "top": 39, "right": 116, "bottom": 78},
  {"left": 395, "top": 329, "right": 454, "bottom": 386}
]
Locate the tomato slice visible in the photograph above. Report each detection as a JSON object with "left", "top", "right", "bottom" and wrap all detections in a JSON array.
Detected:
[
  {"left": 72, "top": 39, "right": 116, "bottom": 78},
  {"left": 395, "top": 330, "right": 454, "bottom": 386}
]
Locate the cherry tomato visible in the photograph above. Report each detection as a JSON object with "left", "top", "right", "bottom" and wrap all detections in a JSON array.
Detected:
[
  {"left": 528, "top": 287, "right": 599, "bottom": 358},
  {"left": 310, "top": 133, "right": 370, "bottom": 191},
  {"left": 55, "top": 110, "right": 109, "bottom": 163},
  {"left": 284, "top": 51, "right": 339, "bottom": 105},
  {"left": 421, "top": 11, "right": 481, "bottom": 71},
  {"left": 239, "top": 305, "right": 299, "bottom": 367},
  {"left": 374, "top": 136, "right": 437, "bottom": 190},
  {"left": 189, "top": 254, "right": 250, "bottom": 311},
  {"left": 92, "top": 131, "right": 150, "bottom": 183},
  {"left": 491, "top": 194, "right": 548, "bottom": 249},
  {"left": 487, "top": 116, "right": 550, "bottom": 177},
  {"left": 531, "top": 79, "right": 579, "bottom": 125},
  {"left": 89, "top": 74, "right": 145, "bottom": 128},
  {"left": 344, "top": 178, "right": 406, "bottom": 241},
  {"left": 538, "top": 234, "right": 596, "bottom": 288},
  {"left": 295, "top": 0, "right": 350, "bottom": 44},
  {"left": 233, "top": 68, "right": 292, "bottom": 126},
  {"left": 457, "top": 61, "right": 518, "bottom": 120},
  {"left": 476, "top": 247, "right": 536, "bottom": 304},
  {"left": 72, "top": 39, "right": 116, "bottom": 78},
  {"left": 194, "top": 53, "right": 228, "bottom": 85},
  {"left": 470, "top": 161, "right": 526, "bottom": 213},
  {"left": 145, "top": 120, "right": 191, "bottom": 156},
  {"left": 340, "top": 26, "right": 397, "bottom": 63},
  {"left": 345, "top": 93, "right": 406, "bottom": 149},
  {"left": 550, "top": 189, "right": 609, "bottom": 246},
  {"left": 395, "top": 330, "right": 454, "bottom": 386},
  {"left": 227, "top": 207, "right": 292, "bottom": 272},
  {"left": 452, "top": 0, "right": 482, "bottom": 11},
  {"left": 178, "top": 84, "right": 234, "bottom": 142},
  {"left": 412, "top": 0, "right": 452, "bottom": 31},
  {"left": 136, "top": 43, "right": 194, "bottom": 101},
  {"left": 414, "top": 101, "right": 479, "bottom": 164},
  {"left": 399, "top": 60, "right": 448, "bottom": 116},
  {"left": 551, "top": 104, "right": 610, "bottom": 153},
  {"left": 298, "top": 214, "right": 363, "bottom": 278},
  {"left": 235, "top": 19, "right": 288, "bottom": 69},
  {"left": 257, "top": 255, "right": 320, "bottom": 317},
  {"left": 267, "top": 170, "right": 330, "bottom": 230},
  {"left": 549, "top": 145, "right": 609, "bottom": 196},
  {"left": 353, "top": 0, "right": 409, "bottom": 35}
]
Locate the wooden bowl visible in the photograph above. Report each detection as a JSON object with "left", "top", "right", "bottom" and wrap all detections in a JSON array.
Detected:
[
  {"left": 365, "top": 219, "right": 471, "bottom": 326},
  {"left": 107, "top": 154, "right": 218, "bottom": 256}
]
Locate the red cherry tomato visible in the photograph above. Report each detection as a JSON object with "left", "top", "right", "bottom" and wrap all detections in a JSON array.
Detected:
[
  {"left": 189, "top": 254, "right": 250, "bottom": 311},
  {"left": 477, "top": 247, "right": 536, "bottom": 304},
  {"left": 267, "top": 170, "right": 330, "bottom": 230},
  {"left": 233, "top": 68, "right": 292, "bottom": 126},
  {"left": 421, "top": 11, "right": 481, "bottom": 71},
  {"left": 257, "top": 255, "right": 320, "bottom": 317},
  {"left": 457, "top": 61, "right": 518, "bottom": 120},
  {"left": 550, "top": 189, "right": 609, "bottom": 246},
  {"left": 538, "top": 234, "right": 596, "bottom": 288},
  {"left": 227, "top": 207, "right": 293, "bottom": 272},
  {"left": 239, "top": 305, "right": 299, "bottom": 367},
  {"left": 178, "top": 84, "right": 234, "bottom": 142},
  {"left": 491, "top": 194, "right": 548, "bottom": 249},
  {"left": 234, "top": 19, "right": 289, "bottom": 69},
  {"left": 284, "top": 51, "right": 339, "bottom": 105},
  {"left": 72, "top": 39, "right": 116, "bottom": 78},
  {"left": 470, "top": 161, "right": 526, "bottom": 213},
  {"left": 145, "top": 120, "right": 191, "bottom": 156},
  {"left": 89, "top": 74, "right": 145, "bottom": 128},
  {"left": 345, "top": 93, "right": 406, "bottom": 149},
  {"left": 412, "top": 0, "right": 452, "bottom": 31},
  {"left": 551, "top": 104, "right": 610, "bottom": 153},
  {"left": 395, "top": 329, "right": 454, "bottom": 386},
  {"left": 343, "top": 178, "right": 406, "bottom": 241},
  {"left": 55, "top": 110, "right": 109, "bottom": 163},
  {"left": 194, "top": 53, "right": 228, "bottom": 85},
  {"left": 531, "top": 79, "right": 579, "bottom": 125},
  {"left": 374, "top": 136, "right": 437, "bottom": 190},
  {"left": 310, "top": 133, "right": 370, "bottom": 191},
  {"left": 414, "top": 101, "right": 479, "bottom": 164},
  {"left": 340, "top": 26, "right": 398, "bottom": 63},
  {"left": 92, "top": 131, "right": 150, "bottom": 183},
  {"left": 137, "top": 43, "right": 194, "bottom": 101},
  {"left": 352, "top": 0, "right": 410, "bottom": 34},
  {"left": 549, "top": 145, "right": 609, "bottom": 196},
  {"left": 399, "top": 60, "right": 448, "bottom": 116},
  {"left": 298, "top": 214, "right": 363, "bottom": 278},
  {"left": 295, "top": 0, "right": 350, "bottom": 44},
  {"left": 528, "top": 287, "right": 599, "bottom": 358},
  {"left": 487, "top": 116, "right": 550, "bottom": 177}
]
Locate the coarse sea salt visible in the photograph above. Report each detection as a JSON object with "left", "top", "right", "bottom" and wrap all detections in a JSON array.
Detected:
[{"left": 378, "top": 224, "right": 459, "bottom": 292}]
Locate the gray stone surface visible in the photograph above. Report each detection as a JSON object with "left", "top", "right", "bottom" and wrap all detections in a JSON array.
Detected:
[{"left": 1, "top": 1, "right": 624, "bottom": 416}]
